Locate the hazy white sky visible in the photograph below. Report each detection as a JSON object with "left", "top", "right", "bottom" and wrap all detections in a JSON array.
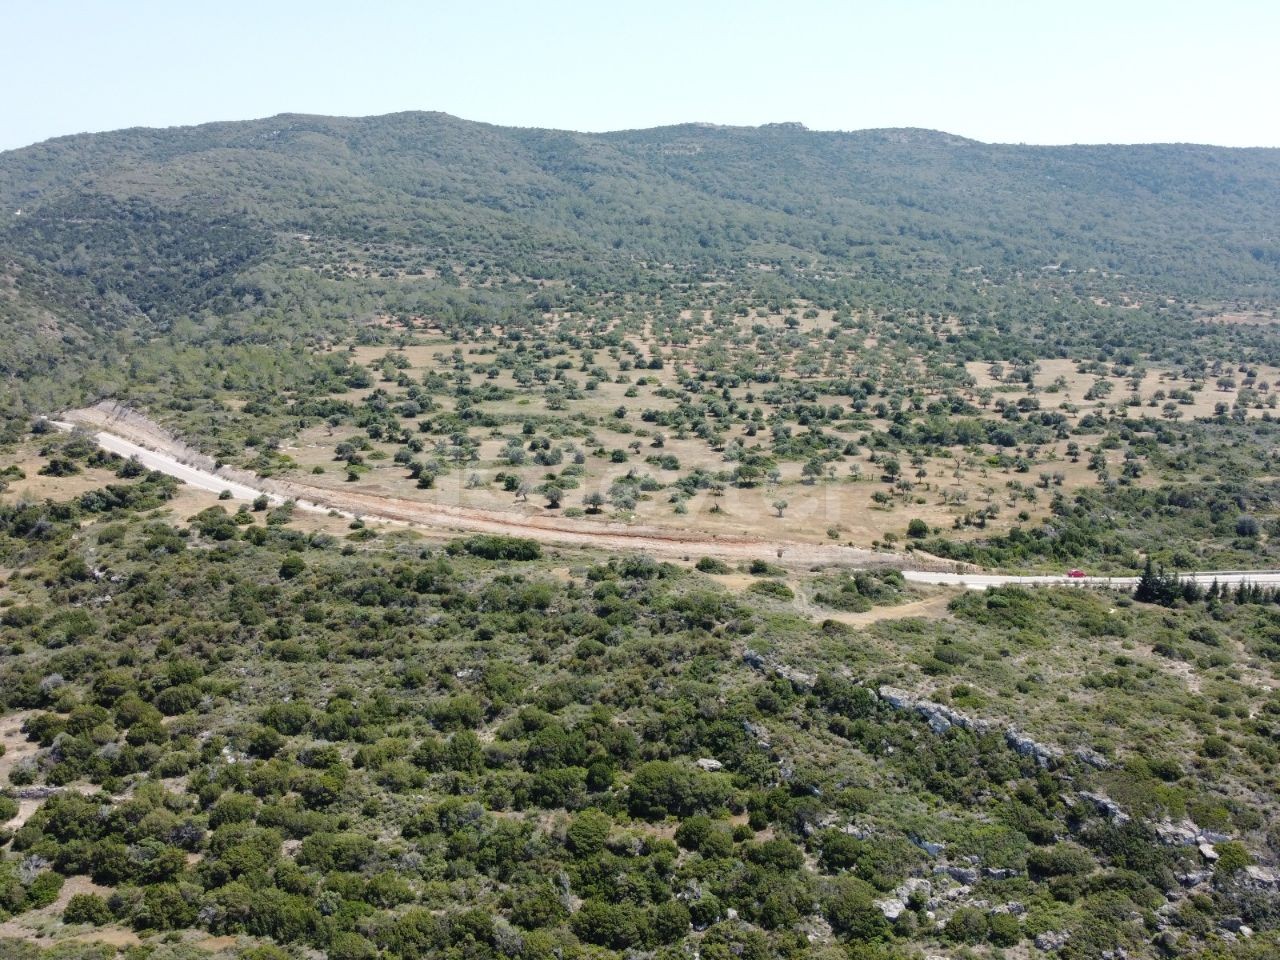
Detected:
[{"left": 3, "top": 0, "right": 1278, "bottom": 152}]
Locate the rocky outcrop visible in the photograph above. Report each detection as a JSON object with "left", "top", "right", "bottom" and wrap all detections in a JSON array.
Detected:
[
  {"left": 939, "top": 865, "right": 980, "bottom": 885},
  {"left": 1220, "top": 916, "right": 1253, "bottom": 935},
  {"left": 1155, "top": 819, "right": 1236, "bottom": 848},
  {"left": 742, "top": 649, "right": 816, "bottom": 689},
  {"left": 1242, "top": 865, "right": 1280, "bottom": 889},
  {"left": 873, "top": 896, "right": 907, "bottom": 920},
  {"left": 1156, "top": 821, "right": 1199, "bottom": 846},
  {"left": 911, "top": 837, "right": 946, "bottom": 857},
  {"left": 1034, "top": 929, "right": 1070, "bottom": 952},
  {"left": 742, "top": 720, "right": 771, "bottom": 749},
  {"left": 874, "top": 877, "right": 933, "bottom": 919},
  {"left": 11, "top": 785, "right": 65, "bottom": 800},
  {"left": 1005, "top": 728, "right": 1064, "bottom": 767},
  {"left": 875, "top": 685, "right": 1091, "bottom": 771},
  {"left": 984, "top": 867, "right": 1021, "bottom": 880},
  {"left": 1073, "top": 746, "right": 1112, "bottom": 769},
  {"left": 1079, "top": 791, "right": 1131, "bottom": 824},
  {"left": 877, "top": 685, "right": 993, "bottom": 735}
]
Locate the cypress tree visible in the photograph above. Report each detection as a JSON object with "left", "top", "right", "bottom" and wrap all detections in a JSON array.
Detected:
[{"left": 1135, "top": 558, "right": 1160, "bottom": 604}]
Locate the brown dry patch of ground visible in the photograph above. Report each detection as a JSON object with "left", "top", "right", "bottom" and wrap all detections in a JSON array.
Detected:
[
  {"left": 0, "top": 875, "right": 139, "bottom": 947},
  {"left": 708, "top": 572, "right": 958, "bottom": 629},
  {"left": 704, "top": 573, "right": 763, "bottom": 593},
  {"left": 54, "top": 405, "right": 1004, "bottom": 570},
  {"left": 299, "top": 341, "right": 1099, "bottom": 544},
  {"left": 807, "top": 590, "right": 956, "bottom": 628},
  {"left": 4, "top": 457, "right": 121, "bottom": 502},
  {"left": 67, "top": 306, "right": 1236, "bottom": 558},
  {"left": 11, "top": 798, "right": 42, "bottom": 829},
  {"left": 278, "top": 414, "right": 1038, "bottom": 549},
  {"left": 65, "top": 402, "right": 921, "bottom": 569},
  {"left": 151, "top": 482, "right": 226, "bottom": 521},
  {"left": 258, "top": 474, "right": 898, "bottom": 569},
  {"left": 1158, "top": 655, "right": 1204, "bottom": 695},
  {"left": 73, "top": 307, "right": 1074, "bottom": 547},
  {"left": 66, "top": 927, "right": 142, "bottom": 948},
  {"left": 48, "top": 876, "right": 113, "bottom": 916},
  {"left": 0, "top": 711, "right": 39, "bottom": 788},
  {"left": 347, "top": 343, "right": 454, "bottom": 369}
]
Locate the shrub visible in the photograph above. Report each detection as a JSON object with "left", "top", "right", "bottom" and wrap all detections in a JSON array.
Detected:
[
  {"left": 328, "top": 932, "right": 378, "bottom": 960},
  {"left": 1028, "top": 843, "right": 1095, "bottom": 879},
  {"left": 1214, "top": 841, "right": 1252, "bottom": 877},
  {"left": 653, "top": 903, "right": 691, "bottom": 944},
  {"left": 823, "top": 875, "right": 888, "bottom": 939},
  {"left": 566, "top": 810, "right": 612, "bottom": 857},
  {"left": 430, "top": 695, "right": 485, "bottom": 731},
  {"left": 748, "top": 580, "right": 794, "bottom": 600},
  {"left": 571, "top": 900, "right": 651, "bottom": 950},
  {"left": 942, "top": 907, "right": 989, "bottom": 943},
  {"left": 153, "top": 684, "right": 202, "bottom": 716},
  {"left": 64, "top": 892, "right": 113, "bottom": 925},
  {"left": 628, "top": 761, "right": 732, "bottom": 819},
  {"left": 451, "top": 535, "right": 542, "bottom": 561},
  {"left": 988, "top": 910, "right": 1022, "bottom": 946},
  {"left": 675, "top": 815, "right": 734, "bottom": 857},
  {"left": 26, "top": 871, "right": 64, "bottom": 908},
  {"left": 279, "top": 554, "right": 305, "bottom": 579},
  {"left": 209, "top": 793, "right": 258, "bottom": 827},
  {"left": 1201, "top": 736, "right": 1230, "bottom": 758}
]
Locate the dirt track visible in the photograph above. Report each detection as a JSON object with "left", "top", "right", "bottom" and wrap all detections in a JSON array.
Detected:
[
  {"left": 60, "top": 402, "right": 933, "bottom": 570},
  {"left": 55, "top": 404, "right": 1280, "bottom": 588}
]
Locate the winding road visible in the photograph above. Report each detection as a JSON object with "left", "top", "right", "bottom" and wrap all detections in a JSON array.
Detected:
[{"left": 54, "top": 412, "right": 1280, "bottom": 590}]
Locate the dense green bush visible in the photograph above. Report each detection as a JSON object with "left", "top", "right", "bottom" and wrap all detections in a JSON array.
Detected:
[
  {"left": 63, "top": 892, "right": 112, "bottom": 925},
  {"left": 0, "top": 459, "right": 1275, "bottom": 958},
  {"left": 450, "top": 535, "right": 542, "bottom": 561}
]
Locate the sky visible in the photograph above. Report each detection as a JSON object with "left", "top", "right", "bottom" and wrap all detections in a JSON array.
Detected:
[{"left": 3, "top": 0, "right": 1278, "bottom": 152}]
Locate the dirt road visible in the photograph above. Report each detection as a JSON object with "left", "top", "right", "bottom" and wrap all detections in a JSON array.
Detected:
[
  {"left": 55, "top": 403, "right": 1280, "bottom": 588},
  {"left": 56, "top": 404, "right": 909, "bottom": 569}
]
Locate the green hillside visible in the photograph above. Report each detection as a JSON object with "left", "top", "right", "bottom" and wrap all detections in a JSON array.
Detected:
[
  {"left": 1, "top": 113, "right": 1279, "bottom": 421},
  {"left": 3, "top": 114, "right": 1280, "bottom": 960}
]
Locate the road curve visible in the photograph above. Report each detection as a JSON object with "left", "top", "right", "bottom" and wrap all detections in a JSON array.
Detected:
[
  {"left": 53, "top": 420, "right": 895, "bottom": 568},
  {"left": 55, "top": 419, "right": 1280, "bottom": 590},
  {"left": 57, "top": 425, "right": 287, "bottom": 505}
]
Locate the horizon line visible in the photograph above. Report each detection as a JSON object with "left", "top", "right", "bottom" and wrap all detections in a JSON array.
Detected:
[{"left": 5, "top": 109, "right": 1280, "bottom": 155}]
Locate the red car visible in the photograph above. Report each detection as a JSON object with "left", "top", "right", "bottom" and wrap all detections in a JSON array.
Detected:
[{"left": 1066, "top": 569, "right": 1087, "bottom": 578}]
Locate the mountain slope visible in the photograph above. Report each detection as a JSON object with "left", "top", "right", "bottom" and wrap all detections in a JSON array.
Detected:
[
  {"left": 1, "top": 111, "right": 1279, "bottom": 421},
  {"left": 4, "top": 112, "right": 1279, "bottom": 282}
]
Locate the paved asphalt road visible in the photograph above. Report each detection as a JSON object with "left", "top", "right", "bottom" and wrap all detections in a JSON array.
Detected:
[{"left": 902, "top": 570, "right": 1280, "bottom": 590}]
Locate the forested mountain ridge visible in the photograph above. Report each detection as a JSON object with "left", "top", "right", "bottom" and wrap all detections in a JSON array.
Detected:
[
  {"left": 4, "top": 111, "right": 1280, "bottom": 288},
  {"left": 2, "top": 111, "right": 1279, "bottom": 424}
]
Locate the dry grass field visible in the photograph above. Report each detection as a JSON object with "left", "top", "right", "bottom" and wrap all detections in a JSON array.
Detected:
[{"left": 240, "top": 309, "right": 1247, "bottom": 551}]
